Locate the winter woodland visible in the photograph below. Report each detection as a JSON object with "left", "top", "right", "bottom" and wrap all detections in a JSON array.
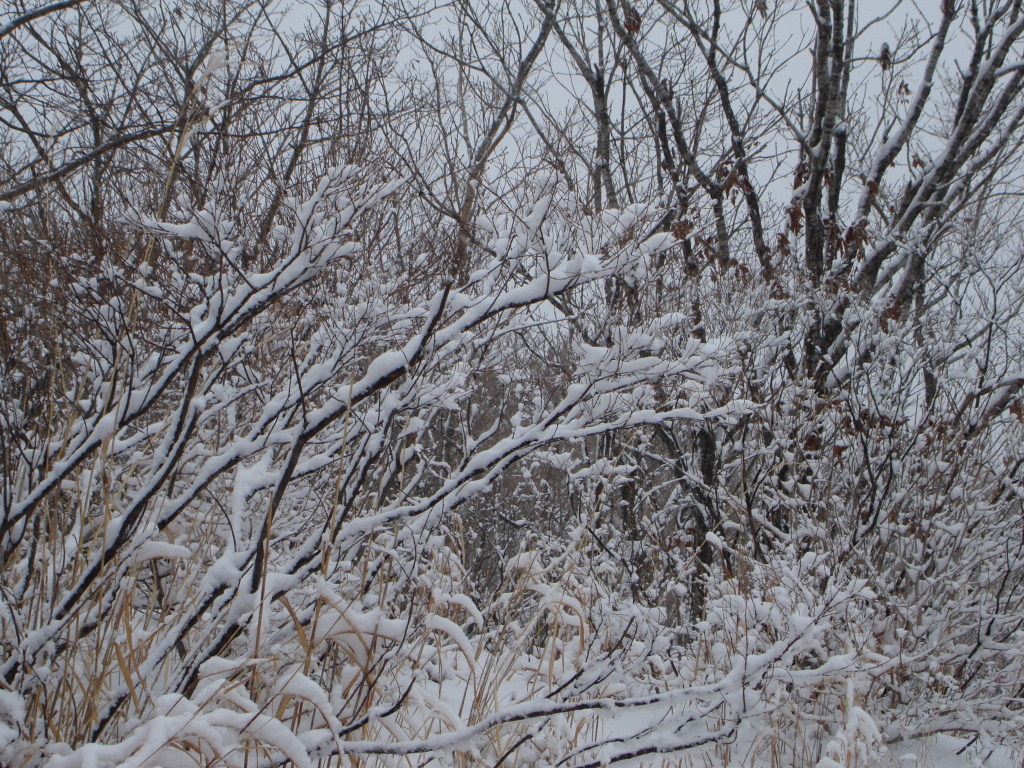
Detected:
[{"left": 2, "top": 0, "right": 1024, "bottom": 766}]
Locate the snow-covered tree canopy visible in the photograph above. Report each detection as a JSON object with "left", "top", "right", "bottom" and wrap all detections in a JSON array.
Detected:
[{"left": 2, "top": 1, "right": 1024, "bottom": 766}]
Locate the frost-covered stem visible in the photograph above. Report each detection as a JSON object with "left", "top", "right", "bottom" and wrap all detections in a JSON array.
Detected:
[
  {"left": 452, "top": 4, "right": 554, "bottom": 282},
  {"left": 605, "top": 0, "right": 729, "bottom": 264}
]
